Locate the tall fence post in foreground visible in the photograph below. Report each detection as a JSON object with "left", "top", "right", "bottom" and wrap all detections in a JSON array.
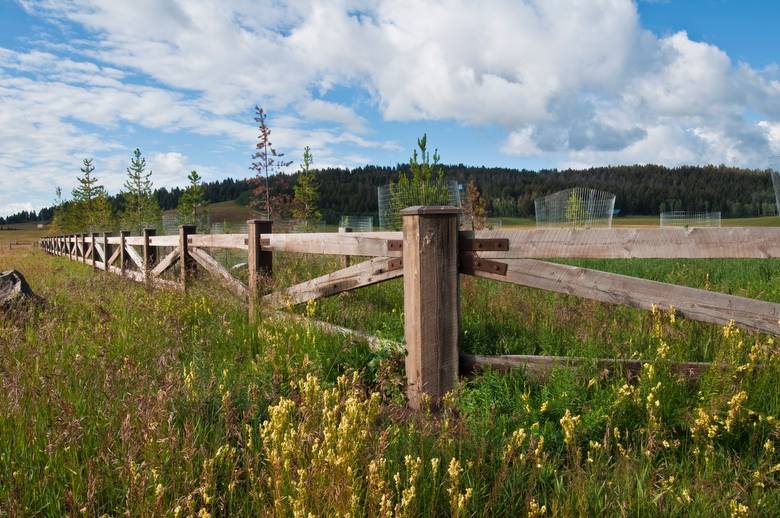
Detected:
[
  {"left": 90, "top": 232, "right": 98, "bottom": 270},
  {"left": 401, "top": 206, "right": 461, "bottom": 410},
  {"left": 102, "top": 232, "right": 112, "bottom": 272},
  {"left": 119, "top": 230, "right": 129, "bottom": 277},
  {"left": 247, "top": 219, "right": 273, "bottom": 322},
  {"left": 179, "top": 225, "right": 197, "bottom": 291},
  {"left": 143, "top": 228, "right": 156, "bottom": 285},
  {"left": 339, "top": 226, "right": 353, "bottom": 268}
]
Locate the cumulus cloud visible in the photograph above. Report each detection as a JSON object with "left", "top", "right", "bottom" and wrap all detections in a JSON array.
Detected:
[{"left": 4, "top": 0, "right": 780, "bottom": 211}]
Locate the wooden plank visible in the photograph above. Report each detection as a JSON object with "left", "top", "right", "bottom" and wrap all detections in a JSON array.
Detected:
[
  {"left": 106, "top": 237, "right": 121, "bottom": 245},
  {"left": 266, "top": 231, "right": 402, "bottom": 257},
  {"left": 467, "top": 258, "right": 780, "bottom": 335},
  {"left": 95, "top": 243, "right": 105, "bottom": 262},
  {"left": 179, "top": 225, "right": 196, "bottom": 290},
  {"left": 460, "top": 354, "right": 714, "bottom": 382},
  {"left": 188, "top": 233, "right": 248, "bottom": 250},
  {"left": 107, "top": 248, "right": 121, "bottom": 267},
  {"left": 125, "top": 245, "right": 145, "bottom": 271},
  {"left": 189, "top": 247, "right": 249, "bottom": 298},
  {"left": 468, "top": 227, "right": 780, "bottom": 259},
  {"left": 263, "top": 256, "right": 402, "bottom": 309},
  {"left": 272, "top": 312, "right": 404, "bottom": 353},
  {"left": 401, "top": 206, "right": 460, "bottom": 410},
  {"left": 124, "top": 236, "right": 144, "bottom": 246},
  {"left": 149, "top": 235, "right": 179, "bottom": 247},
  {"left": 151, "top": 248, "right": 179, "bottom": 277}
]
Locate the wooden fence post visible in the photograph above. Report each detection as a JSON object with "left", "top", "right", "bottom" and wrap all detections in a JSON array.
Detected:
[
  {"left": 80, "top": 233, "right": 86, "bottom": 263},
  {"left": 339, "top": 226, "right": 352, "bottom": 268},
  {"left": 247, "top": 219, "right": 273, "bottom": 322},
  {"left": 90, "top": 232, "right": 98, "bottom": 269},
  {"left": 143, "top": 228, "right": 157, "bottom": 284},
  {"left": 103, "top": 232, "right": 112, "bottom": 271},
  {"left": 179, "top": 225, "right": 197, "bottom": 291},
  {"left": 119, "top": 230, "right": 129, "bottom": 277},
  {"left": 400, "top": 206, "right": 461, "bottom": 410},
  {"left": 69, "top": 234, "right": 75, "bottom": 261}
]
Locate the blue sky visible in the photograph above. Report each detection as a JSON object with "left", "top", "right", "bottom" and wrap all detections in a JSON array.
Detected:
[{"left": 1, "top": 0, "right": 779, "bottom": 216}]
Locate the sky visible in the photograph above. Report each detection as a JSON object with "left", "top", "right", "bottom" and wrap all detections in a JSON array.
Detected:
[{"left": 1, "top": 0, "right": 780, "bottom": 217}]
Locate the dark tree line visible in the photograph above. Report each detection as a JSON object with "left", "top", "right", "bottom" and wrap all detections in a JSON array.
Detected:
[{"left": 7, "top": 163, "right": 777, "bottom": 225}]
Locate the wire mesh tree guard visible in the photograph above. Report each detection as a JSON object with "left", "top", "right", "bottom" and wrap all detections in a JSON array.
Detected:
[
  {"left": 534, "top": 188, "right": 616, "bottom": 228},
  {"left": 339, "top": 215, "right": 374, "bottom": 232},
  {"left": 659, "top": 211, "right": 721, "bottom": 228},
  {"left": 377, "top": 180, "right": 461, "bottom": 229}
]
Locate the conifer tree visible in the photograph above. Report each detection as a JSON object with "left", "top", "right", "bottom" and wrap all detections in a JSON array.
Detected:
[
  {"left": 250, "top": 106, "right": 291, "bottom": 219},
  {"left": 178, "top": 170, "right": 208, "bottom": 230},
  {"left": 292, "top": 146, "right": 321, "bottom": 229},
  {"left": 121, "top": 148, "right": 161, "bottom": 233},
  {"left": 70, "top": 159, "right": 112, "bottom": 231}
]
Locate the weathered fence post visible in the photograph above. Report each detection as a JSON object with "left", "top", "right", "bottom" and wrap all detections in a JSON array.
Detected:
[
  {"left": 247, "top": 219, "right": 273, "bottom": 322},
  {"left": 119, "top": 230, "right": 129, "bottom": 277},
  {"left": 401, "top": 206, "right": 461, "bottom": 410},
  {"left": 339, "top": 226, "right": 353, "bottom": 268},
  {"left": 69, "top": 234, "right": 75, "bottom": 261},
  {"left": 179, "top": 225, "right": 197, "bottom": 291},
  {"left": 143, "top": 228, "right": 157, "bottom": 285},
  {"left": 103, "top": 232, "right": 112, "bottom": 271},
  {"left": 90, "top": 232, "right": 98, "bottom": 270}
]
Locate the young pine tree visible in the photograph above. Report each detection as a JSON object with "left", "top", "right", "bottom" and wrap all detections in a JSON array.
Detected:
[
  {"left": 177, "top": 170, "right": 208, "bottom": 230},
  {"left": 292, "top": 146, "right": 321, "bottom": 229},
  {"left": 249, "top": 106, "right": 291, "bottom": 219},
  {"left": 71, "top": 159, "right": 112, "bottom": 231},
  {"left": 463, "top": 180, "right": 487, "bottom": 230},
  {"left": 121, "top": 148, "right": 161, "bottom": 233}
]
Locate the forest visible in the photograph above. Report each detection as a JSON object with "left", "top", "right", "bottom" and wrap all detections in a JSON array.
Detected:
[{"left": 3, "top": 163, "right": 776, "bottom": 225}]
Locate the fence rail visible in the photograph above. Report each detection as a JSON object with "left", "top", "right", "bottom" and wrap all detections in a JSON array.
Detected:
[{"left": 40, "top": 211, "right": 780, "bottom": 409}]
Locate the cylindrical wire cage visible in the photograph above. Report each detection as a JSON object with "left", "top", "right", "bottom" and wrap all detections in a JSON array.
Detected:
[
  {"left": 534, "top": 187, "right": 616, "bottom": 228},
  {"left": 377, "top": 180, "right": 461, "bottom": 229},
  {"left": 659, "top": 211, "right": 721, "bottom": 228},
  {"left": 339, "top": 215, "right": 374, "bottom": 232}
]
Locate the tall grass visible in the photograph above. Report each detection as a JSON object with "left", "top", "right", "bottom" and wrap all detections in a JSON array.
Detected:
[{"left": 1, "top": 249, "right": 778, "bottom": 516}]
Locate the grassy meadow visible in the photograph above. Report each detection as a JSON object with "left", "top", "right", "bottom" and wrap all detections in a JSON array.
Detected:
[{"left": 2, "top": 226, "right": 780, "bottom": 516}]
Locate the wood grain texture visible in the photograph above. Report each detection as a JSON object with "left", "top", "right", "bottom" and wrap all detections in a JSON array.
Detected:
[
  {"left": 125, "top": 245, "right": 145, "bottom": 271},
  {"left": 188, "top": 233, "right": 248, "bottom": 250},
  {"left": 189, "top": 247, "right": 249, "bottom": 298},
  {"left": 266, "top": 231, "right": 402, "bottom": 257},
  {"left": 263, "top": 256, "right": 402, "bottom": 309},
  {"left": 467, "top": 258, "right": 780, "bottom": 335},
  {"left": 402, "top": 207, "right": 460, "bottom": 410},
  {"left": 467, "top": 227, "right": 780, "bottom": 259},
  {"left": 148, "top": 235, "right": 179, "bottom": 247},
  {"left": 150, "top": 248, "right": 179, "bottom": 277},
  {"left": 460, "top": 354, "right": 714, "bottom": 382}
]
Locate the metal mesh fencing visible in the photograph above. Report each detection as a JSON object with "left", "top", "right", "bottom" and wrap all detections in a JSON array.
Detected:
[
  {"left": 377, "top": 180, "right": 461, "bottom": 229},
  {"left": 339, "top": 215, "right": 374, "bottom": 232},
  {"left": 534, "top": 188, "right": 616, "bottom": 228},
  {"left": 771, "top": 161, "right": 780, "bottom": 216},
  {"left": 659, "top": 211, "right": 721, "bottom": 228}
]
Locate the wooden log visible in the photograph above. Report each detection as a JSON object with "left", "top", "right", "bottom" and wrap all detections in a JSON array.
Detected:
[
  {"left": 265, "top": 231, "right": 402, "bottom": 257},
  {"left": 466, "top": 258, "right": 780, "bottom": 336},
  {"left": 189, "top": 247, "right": 249, "bottom": 298},
  {"left": 125, "top": 244, "right": 145, "bottom": 271},
  {"left": 401, "top": 206, "right": 461, "bottom": 410},
  {"left": 263, "top": 256, "right": 402, "bottom": 309},
  {"left": 247, "top": 219, "right": 272, "bottom": 322},
  {"left": 468, "top": 227, "right": 780, "bottom": 259},
  {"left": 143, "top": 228, "right": 157, "bottom": 284},
  {"left": 460, "top": 354, "right": 714, "bottom": 382},
  {"left": 339, "top": 227, "right": 353, "bottom": 268},
  {"left": 179, "top": 225, "right": 196, "bottom": 291},
  {"left": 148, "top": 235, "right": 179, "bottom": 247},
  {"left": 188, "top": 233, "right": 248, "bottom": 249},
  {"left": 119, "top": 230, "right": 129, "bottom": 277},
  {"left": 151, "top": 248, "right": 179, "bottom": 277}
]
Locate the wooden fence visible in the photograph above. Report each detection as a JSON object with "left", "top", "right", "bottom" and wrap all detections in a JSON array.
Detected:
[
  {"left": 39, "top": 207, "right": 780, "bottom": 409},
  {"left": 8, "top": 240, "right": 35, "bottom": 250}
]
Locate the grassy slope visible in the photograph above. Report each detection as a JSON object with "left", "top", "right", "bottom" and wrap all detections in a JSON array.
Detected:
[{"left": 1, "top": 247, "right": 779, "bottom": 516}]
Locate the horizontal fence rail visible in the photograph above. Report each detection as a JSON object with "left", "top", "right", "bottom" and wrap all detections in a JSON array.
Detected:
[{"left": 40, "top": 215, "right": 780, "bottom": 410}]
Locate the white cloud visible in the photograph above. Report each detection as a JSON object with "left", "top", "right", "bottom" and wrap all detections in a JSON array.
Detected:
[{"left": 4, "top": 0, "right": 780, "bottom": 212}]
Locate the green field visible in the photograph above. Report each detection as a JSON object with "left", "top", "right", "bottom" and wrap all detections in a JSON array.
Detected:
[{"left": 2, "top": 239, "right": 779, "bottom": 516}]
